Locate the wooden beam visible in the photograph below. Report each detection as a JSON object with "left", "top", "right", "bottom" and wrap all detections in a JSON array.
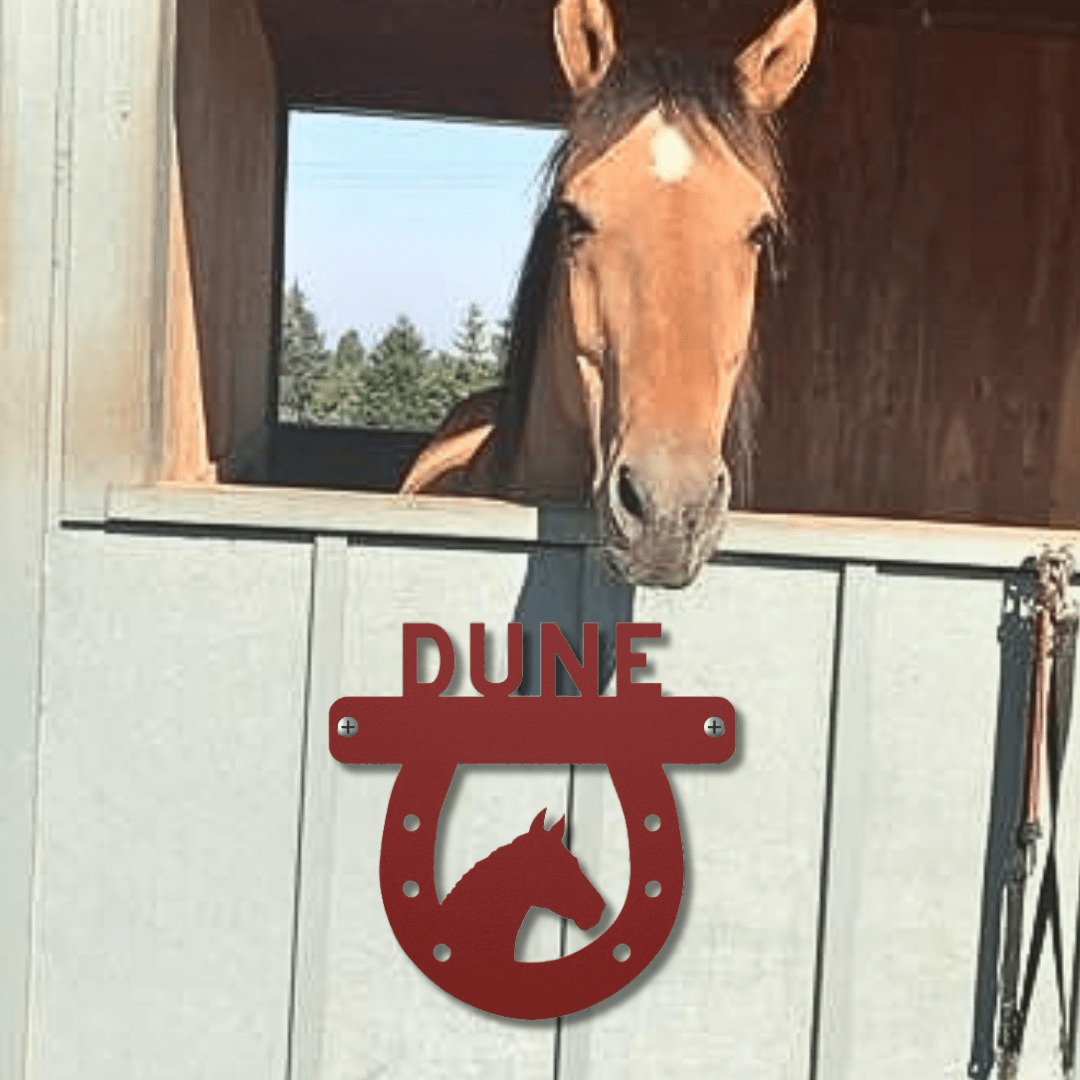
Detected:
[
  {"left": 258, "top": 0, "right": 568, "bottom": 122},
  {"left": 256, "top": 1, "right": 1080, "bottom": 122},
  {"left": 167, "top": 0, "right": 280, "bottom": 482}
]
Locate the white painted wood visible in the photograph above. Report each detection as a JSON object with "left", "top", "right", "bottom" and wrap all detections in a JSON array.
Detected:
[
  {"left": 28, "top": 529, "right": 311, "bottom": 1080},
  {"left": 0, "top": 1, "right": 74, "bottom": 1076},
  {"left": 725, "top": 515, "right": 1077, "bottom": 570},
  {"left": 309, "top": 545, "right": 564, "bottom": 1080},
  {"left": 21, "top": 511, "right": 1076, "bottom": 1078},
  {"left": 108, "top": 484, "right": 1080, "bottom": 571},
  {"left": 60, "top": 0, "right": 174, "bottom": 517},
  {"left": 812, "top": 563, "right": 877, "bottom": 1080},
  {"left": 816, "top": 571, "right": 1027, "bottom": 1079},
  {"left": 289, "top": 537, "right": 349, "bottom": 1080},
  {"left": 108, "top": 483, "right": 598, "bottom": 544},
  {"left": 560, "top": 561, "right": 840, "bottom": 1079}
]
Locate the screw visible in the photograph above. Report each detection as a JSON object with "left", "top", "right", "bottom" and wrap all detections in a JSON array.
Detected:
[
  {"left": 704, "top": 716, "right": 725, "bottom": 738},
  {"left": 337, "top": 716, "right": 358, "bottom": 738}
]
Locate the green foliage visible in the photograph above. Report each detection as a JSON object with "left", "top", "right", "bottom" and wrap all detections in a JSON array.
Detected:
[
  {"left": 453, "top": 302, "right": 489, "bottom": 365},
  {"left": 279, "top": 281, "right": 331, "bottom": 424},
  {"left": 279, "top": 293, "right": 504, "bottom": 431},
  {"left": 361, "top": 316, "right": 436, "bottom": 429},
  {"left": 335, "top": 328, "right": 365, "bottom": 369},
  {"left": 309, "top": 329, "right": 366, "bottom": 423}
]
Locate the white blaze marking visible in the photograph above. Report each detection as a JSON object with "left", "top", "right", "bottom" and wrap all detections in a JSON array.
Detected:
[{"left": 650, "top": 124, "right": 695, "bottom": 184}]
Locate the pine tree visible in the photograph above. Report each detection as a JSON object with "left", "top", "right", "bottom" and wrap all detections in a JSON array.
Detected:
[
  {"left": 279, "top": 281, "right": 331, "bottom": 424},
  {"left": 360, "top": 316, "right": 437, "bottom": 429},
  {"left": 311, "top": 329, "right": 366, "bottom": 423},
  {"left": 335, "top": 328, "right": 364, "bottom": 368},
  {"left": 453, "top": 303, "right": 490, "bottom": 365},
  {"left": 446, "top": 303, "right": 502, "bottom": 410},
  {"left": 278, "top": 293, "right": 505, "bottom": 432}
]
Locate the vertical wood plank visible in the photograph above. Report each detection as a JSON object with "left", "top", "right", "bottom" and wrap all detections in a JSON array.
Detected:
[
  {"left": 560, "top": 560, "right": 840, "bottom": 1080},
  {"left": 309, "top": 545, "right": 562, "bottom": 1080},
  {"left": 815, "top": 569, "right": 1015, "bottom": 1077},
  {"left": 29, "top": 530, "right": 312, "bottom": 1080},
  {"left": 811, "top": 562, "right": 878, "bottom": 1080},
  {"left": 60, "top": 0, "right": 175, "bottom": 517},
  {"left": 163, "top": 132, "right": 216, "bottom": 482},
  {"left": 166, "top": 0, "right": 278, "bottom": 482},
  {"left": 289, "top": 536, "right": 348, "bottom": 1080},
  {"left": 0, "top": 0, "right": 73, "bottom": 1076}
]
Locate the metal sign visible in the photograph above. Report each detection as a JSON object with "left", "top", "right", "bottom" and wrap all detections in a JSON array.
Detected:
[{"left": 330, "top": 621, "right": 736, "bottom": 1020}]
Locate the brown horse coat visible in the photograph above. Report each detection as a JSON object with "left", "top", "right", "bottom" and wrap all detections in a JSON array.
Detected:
[{"left": 403, "top": 0, "right": 818, "bottom": 587}]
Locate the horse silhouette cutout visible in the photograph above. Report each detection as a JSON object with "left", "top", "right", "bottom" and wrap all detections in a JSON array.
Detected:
[{"left": 438, "top": 808, "right": 604, "bottom": 965}]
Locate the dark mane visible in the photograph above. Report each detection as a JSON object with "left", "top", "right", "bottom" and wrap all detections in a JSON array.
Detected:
[
  {"left": 495, "top": 43, "right": 786, "bottom": 502},
  {"left": 442, "top": 830, "right": 530, "bottom": 906}
]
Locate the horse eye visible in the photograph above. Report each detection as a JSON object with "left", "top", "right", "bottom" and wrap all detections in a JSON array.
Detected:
[
  {"left": 555, "top": 200, "right": 595, "bottom": 250},
  {"left": 748, "top": 216, "right": 778, "bottom": 253},
  {"left": 749, "top": 216, "right": 786, "bottom": 283}
]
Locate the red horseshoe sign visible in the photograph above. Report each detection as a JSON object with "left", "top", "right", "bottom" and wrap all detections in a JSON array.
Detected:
[{"left": 330, "top": 621, "right": 736, "bottom": 1021}]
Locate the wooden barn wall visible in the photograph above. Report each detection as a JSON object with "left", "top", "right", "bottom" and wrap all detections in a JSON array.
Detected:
[
  {"left": 166, "top": 0, "right": 279, "bottom": 482},
  {"left": 27, "top": 492, "right": 1080, "bottom": 1080},
  {"left": 752, "top": 21, "right": 1080, "bottom": 527},
  {"left": 257, "top": 0, "right": 786, "bottom": 121}
]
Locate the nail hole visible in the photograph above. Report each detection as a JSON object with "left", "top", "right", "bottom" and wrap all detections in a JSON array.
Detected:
[
  {"left": 433, "top": 944, "right": 451, "bottom": 962},
  {"left": 645, "top": 880, "right": 661, "bottom": 897},
  {"left": 403, "top": 815, "right": 420, "bottom": 831},
  {"left": 403, "top": 881, "right": 419, "bottom": 898},
  {"left": 644, "top": 815, "right": 661, "bottom": 832},
  {"left": 613, "top": 943, "right": 631, "bottom": 962}
]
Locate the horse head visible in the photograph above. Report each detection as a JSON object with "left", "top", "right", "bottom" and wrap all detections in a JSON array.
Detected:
[
  {"left": 402, "top": 0, "right": 817, "bottom": 588},
  {"left": 548, "top": 0, "right": 817, "bottom": 586},
  {"left": 524, "top": 809, "right": 605, "bottom": 933}
]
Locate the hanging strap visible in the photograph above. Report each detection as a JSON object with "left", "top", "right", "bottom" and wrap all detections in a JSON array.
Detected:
[
  {"left": 1013, "top": 623, "right": 1070, "bottom": 1057},
  {"left": 999, "top": 549, "right": 1077, "bottom": 1078},
  {"left": 1058, "top": 620, "right": 1079, "bottom": 1074}
]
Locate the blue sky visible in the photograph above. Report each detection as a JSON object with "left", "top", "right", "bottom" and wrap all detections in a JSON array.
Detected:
[{"left": 283, "top": 111, "right": 561, "bottom": 352}]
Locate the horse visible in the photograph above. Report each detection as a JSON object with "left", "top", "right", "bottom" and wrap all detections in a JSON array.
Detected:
[
  {"left": 436, "top": 809, "right": 605, "bottom": 965},
  {"left": 401, "top": 0, "right": 818, "bottom": 588}
]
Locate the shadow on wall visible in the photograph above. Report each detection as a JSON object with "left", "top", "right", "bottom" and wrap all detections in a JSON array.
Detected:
[
  {"left": 512, "top": 544, "right": 636, "bottom": 698},
  {"left": 433, "top": 531, "right": 636, "bottom": 972}
]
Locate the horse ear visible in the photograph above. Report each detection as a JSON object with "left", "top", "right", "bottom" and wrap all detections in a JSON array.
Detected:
[
  {"left": 530, "top": 808, "right": 548, "bottom": 834},
  {"left": 553, "top": 0, "right": 617, "bottom": 98},
  {"left": 399, "top": 388, "right": 500, "bottom": 494},
  {"left": 735, "top": 0, "right": 817, "bottom": 114},
  {"left": 399, "top": 422, "right": 494, "bottom": 493},
  {"left": 550, "top": 816, "right": 566, "bottom": 841}
]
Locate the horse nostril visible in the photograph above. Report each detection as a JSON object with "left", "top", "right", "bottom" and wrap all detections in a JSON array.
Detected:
[{"left": 618, "top": 465, "right": 645, "bottom": 521}]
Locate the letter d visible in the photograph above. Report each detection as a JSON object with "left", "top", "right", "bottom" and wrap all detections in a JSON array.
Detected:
[{"left": 403, "top": 623, "right": 455, "bottom": 697}]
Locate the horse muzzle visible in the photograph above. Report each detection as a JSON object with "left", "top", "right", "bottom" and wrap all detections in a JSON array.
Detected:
[{"left": 599, "top": 452, "right": 731, "bottom": 588}]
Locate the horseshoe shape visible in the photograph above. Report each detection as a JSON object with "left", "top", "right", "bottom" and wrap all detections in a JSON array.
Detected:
[{"left": 330, "top": 691, "right": 736, "bottom": 1020}]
